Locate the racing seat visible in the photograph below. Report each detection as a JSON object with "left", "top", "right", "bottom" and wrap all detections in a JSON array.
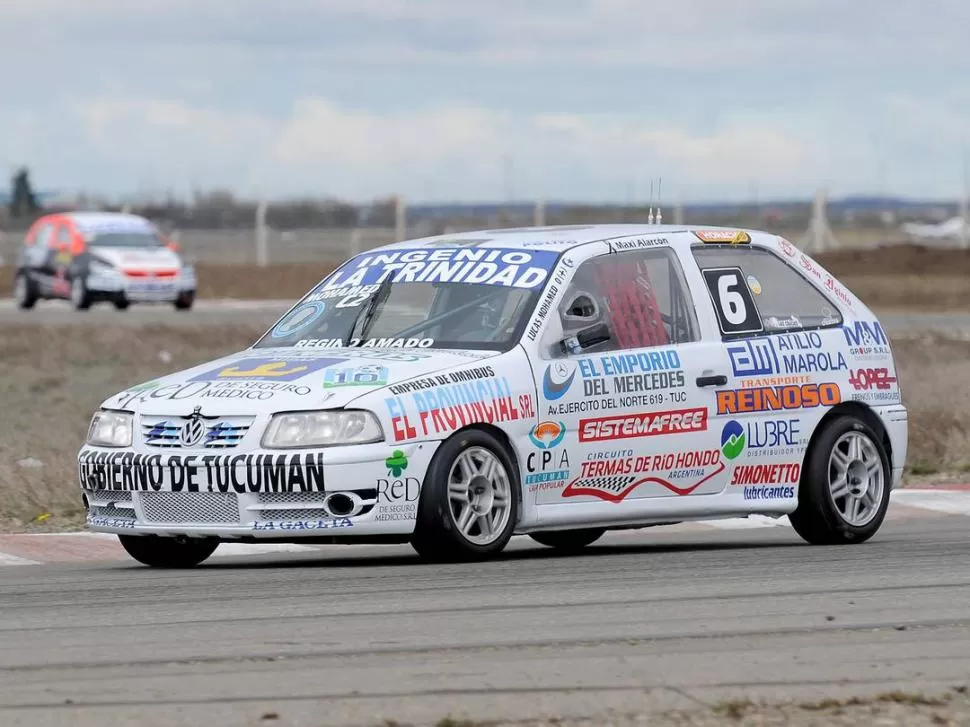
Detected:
[{"left": 592, "top": 258, "right": 669, "bottom": 349}]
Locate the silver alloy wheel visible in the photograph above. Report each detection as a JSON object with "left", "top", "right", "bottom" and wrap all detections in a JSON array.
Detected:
[
  {"left": 447, "top": 446, "right": 512, "bottom": 546},
  {"left": 71, "top": 277, "right": 84, "bottom": 306},
  {"left": 827, "top": 430, "right": 885, "bottom": 527},
  {"left": 14, "top": 276, "right": 26, "bottom": 303}
]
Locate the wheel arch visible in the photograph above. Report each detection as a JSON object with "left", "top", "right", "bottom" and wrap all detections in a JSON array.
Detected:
[
  {"left": 803, "top": 401, "right": 893, "bottom": 473},
  {"left": 445, "top": 423, "right": 524, "bottom": 508}
]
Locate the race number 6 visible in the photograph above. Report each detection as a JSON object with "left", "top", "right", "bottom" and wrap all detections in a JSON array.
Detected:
[{"left": 702, "top": 266, "right": 763, "bottom": 335}]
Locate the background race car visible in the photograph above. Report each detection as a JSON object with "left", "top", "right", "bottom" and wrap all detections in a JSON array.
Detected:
[{"left": 13, "top": 211, "right": 196, "bottom": 311}]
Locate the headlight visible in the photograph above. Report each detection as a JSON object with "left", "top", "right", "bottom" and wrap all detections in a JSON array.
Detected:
[
  {"left": 261, "top": 410, "right": 384, "bottom": 449},
  {"left": 86, "top": 410, "right": 133, "bottom": 447}
]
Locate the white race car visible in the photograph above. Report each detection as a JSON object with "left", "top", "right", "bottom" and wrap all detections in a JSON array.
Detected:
[{"left": 77, "top": 225, "right": 908, "bottom": 567}]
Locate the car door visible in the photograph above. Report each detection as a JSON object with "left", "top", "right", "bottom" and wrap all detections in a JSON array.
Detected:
[
  {"left": 689, "top": 241, "right": 847, "bottom": 503},
  {"left": 529, "top": 244, "right": 734, "bottom": 509}
]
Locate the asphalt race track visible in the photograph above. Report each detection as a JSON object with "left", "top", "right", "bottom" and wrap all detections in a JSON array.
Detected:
[
  {"left": 1, "top": 299, "right": 969, "bottom": 335},
  {"left": 4, "top": 514, "right": 970, "bottom": 726}
]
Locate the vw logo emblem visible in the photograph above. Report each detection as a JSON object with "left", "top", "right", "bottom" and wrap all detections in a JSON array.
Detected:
[{"left": 180, "top": 416, "right": 207, "bottom": 447}]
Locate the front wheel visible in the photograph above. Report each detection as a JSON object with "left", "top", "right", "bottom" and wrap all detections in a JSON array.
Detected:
[
  {"left": 788, "top": 414, "right": 891, "bottom": 545},
  {"left": 70, "top": 276, "right": 92, "bottom": 310},
  {"left": 529, "top": 528, "right": 605, "bottom": 551},
  {"left": 411, "top": 430, "right": 519, "bottom": 561},
  {"left": 118, "top": 534, "right": 219, "bottom": 568},
  {"left": 14, "top": 273, "right": 37, "bottom": 309}
]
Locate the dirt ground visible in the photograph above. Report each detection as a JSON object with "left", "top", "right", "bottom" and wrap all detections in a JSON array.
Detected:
[
  {"left": 0, "top": 244, "right": 967, "bottom": 309},
  {"left": 0, "top": 322, "right": 962, "bottom": 532}
]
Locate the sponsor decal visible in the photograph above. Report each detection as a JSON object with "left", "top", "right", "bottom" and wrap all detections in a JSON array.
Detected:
[
  {"left": 721, "top": 418, "right": 803, "bottom": 459},
  {"left": 253, "top": 518, "right": 353, "bottom": 531},
  {"left": 692, "top": 230, "right": 751, "bottom": 244},
  {"left": 778, "top": 239, "right": 798, "bottom": 258},
  {"left": 78, "top": 450, "right": 326, "bottom": 493},
  {"left": 742, "top": 485, "right": 796, "bottom": 501},
  {"left": 730, "top": 463, "right": 801, "bottom": 486},
  {"left": 115, "top": 380, "right": 327, "bottom": 409},
  {"left": 529, "top": 420, "right": 566, "bottom": 449},
  {"left": 579, "top": 407, "right": 707, "bottom": 442},
  {"left": 323, "top": 364, "right": 389, "bottom": 388},
  {"left": 561, "top": 449, "right": 725, "bottom": 500},
  {"left": 717, "top": 382, "right": 840, "bottom": 414},
  {"left": 190, "top": 357, "right": 342, "bottom": 383},
  {"left": 542, "top": 361, "right": 576, "bottom": 400},
  {"left": 847, "top": 367, "right": 900, "bottom": 402},
  {"left": 384, "top": 377, "right": 522, "bottom": 441},
  {"left": 377, "top": 450, "right": 420, "bottom": 517},
  {"left": 727, "top": 334, "right": 845, "bottom": 377},
  {"left": 526, "top": 421, "right": 570, "bottom": 489},
  {"left": 271, "top": 301, "right": 326, "bottom": 339},
  {"left": 388, "top": 366, "right": 495, "bottom": 395},
  {"left": 842, "top": 321, "right": 891, "bottom": 357},
  {"left": 746, "top": 275, "right": 762, "bottom": 295},
  {"left": 312, "top": 247, "right": 559, "bottom": 292}
]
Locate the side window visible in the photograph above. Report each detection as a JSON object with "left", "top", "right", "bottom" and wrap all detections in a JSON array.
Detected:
[
  {"left": 55, "top": 224, "right": 72, "bottom": 250},
  {"left": 33, "top": 223, "right": 54, "bottom": 248},
  {"left": 542, "top": 247, "right": 700, "bottom": 357},
  {"left": 692, "top": 246, "right": 842, "bottom": 338}
]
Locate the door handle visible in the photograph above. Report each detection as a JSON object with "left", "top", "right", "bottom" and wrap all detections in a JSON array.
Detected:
[{"left": 696, "top": 374, "right": 727, "bottom": 387}]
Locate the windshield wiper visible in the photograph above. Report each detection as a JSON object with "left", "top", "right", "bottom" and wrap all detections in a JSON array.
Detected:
[{"left": 343, "top": 276, "right": 393, "bottom": 346}]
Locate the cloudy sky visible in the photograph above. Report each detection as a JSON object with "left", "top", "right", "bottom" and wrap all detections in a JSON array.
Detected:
[{"left": 0, "top": 0, "right": 967, "bottom": 203}]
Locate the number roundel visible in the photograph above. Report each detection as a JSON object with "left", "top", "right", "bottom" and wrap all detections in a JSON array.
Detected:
[
  {"left": 702, "top": 267, "right": 763, "bottom": 335},
  {"left": 271, "top": 300, "right": 326, "bottom": 338}
]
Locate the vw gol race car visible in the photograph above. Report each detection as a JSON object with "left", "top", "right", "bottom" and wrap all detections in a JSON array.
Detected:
[
  {"left": 77, "top": 224, "right": 908, "bottom": 567},
  {"left": 15, "top": 211, "right": 196, "bottom": 310}
]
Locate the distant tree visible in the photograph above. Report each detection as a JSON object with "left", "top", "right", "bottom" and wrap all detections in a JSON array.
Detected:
[{"left": 9, "top": 167, "right": 39, "bottom": 218}]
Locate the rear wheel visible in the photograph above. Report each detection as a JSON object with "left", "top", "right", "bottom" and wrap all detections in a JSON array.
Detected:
[
  {"left": 114, "top": 296, "right": 130, "bottom": 310},
  {"left": 14, "top": 273, "right": 37, "bottom": 309},
  {"left": 529, "top": 528, "right": 605, "bottom": 551},
  {"left": 789, "top": 415, "right": 890, "bottom": 545},
  {"left": 70, "top": 276, "right": 91, "bottom": 310},
  {"left": 118, "top": 534, "right": 219, "bottom": 568},
  {"left": 174, "top": 291, "right": 194, "bottom": 310},
  {"left": 411, "top": 429, "right": 519, "bottom": 561}
]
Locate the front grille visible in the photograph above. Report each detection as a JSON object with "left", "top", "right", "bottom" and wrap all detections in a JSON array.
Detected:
[
  {"left": 252, "top": 490, "right": 379, "bottom": 520},
  {"left": 86, "top": 490, "right": 133, "bottom": 506},
  {"left": 141, "top": 416, "right": 253, "bottom": 449},
  {"left": 90, "top": 503, "right": 134, "bottom": 519},
  {"left": 261, "top": 508, "right": 331, "bottom": 520},
  {"left": 140, "top": 492, "right": 239, "bottom": 524}
]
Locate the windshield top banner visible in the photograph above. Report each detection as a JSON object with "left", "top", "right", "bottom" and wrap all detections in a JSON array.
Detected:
[{"left": 315, "top": 247, "right": 560, "bottom": 292}]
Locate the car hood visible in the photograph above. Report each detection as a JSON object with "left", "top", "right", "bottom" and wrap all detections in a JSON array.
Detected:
[
  {"left": 90, "top": 246, "right": 182, "bottom": 270},
  {"left": 103, "top": 346, "right": 504, "bottom": 416}
]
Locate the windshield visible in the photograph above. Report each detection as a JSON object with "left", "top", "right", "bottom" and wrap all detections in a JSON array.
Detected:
[
  {"left": 253, "top": 246, "right": 561, "bottom": 352},
  {"left": 88, "top": 232, "right": 165, "bottom": 248}
]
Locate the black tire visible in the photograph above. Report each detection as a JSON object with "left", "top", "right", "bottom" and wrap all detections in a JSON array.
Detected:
[
  {"left": 114, "top": 296, "right": 130, "bottom": 310},
  {"left": 70, "top": 276, "right": 91, "bottom": 310},
  {"left": 174, "top": 291, "right": 195, "bottom": 310},
  {"left": 14, "top": 273, "right": 37, "bottom": 309},
  {"left": 410, "top": 429, "right": 519, "bottom": 562},
  {"left": 118, "top": 534, "right": 219, "bottom": 568},
  {"left": 529, "top": 528, "right": 606, "bottom": 551},
  {"left": 788, "top": 414, "right": 891, "bottom": 545}
]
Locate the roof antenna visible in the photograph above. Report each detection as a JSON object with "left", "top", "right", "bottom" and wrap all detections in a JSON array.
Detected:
[
  {"left": 648, "top": 179, "right": 655, "bottom": 224},
  {"left": 656, "top": 177, "right": 663, "bottom": 224}
]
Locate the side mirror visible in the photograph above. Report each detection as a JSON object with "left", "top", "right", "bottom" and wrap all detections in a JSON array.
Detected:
[{"left": 560, "top": 323, "right": 611, "bottom": 354}]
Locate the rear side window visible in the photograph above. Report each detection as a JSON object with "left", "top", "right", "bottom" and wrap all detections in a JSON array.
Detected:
[{"left": 691, "top": 246, "right": 842, "bottom": 338}]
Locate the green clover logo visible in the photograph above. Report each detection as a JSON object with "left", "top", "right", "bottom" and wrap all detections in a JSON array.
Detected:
[{"left": 386, "top": 450, "right": 408, "bottom": 477}]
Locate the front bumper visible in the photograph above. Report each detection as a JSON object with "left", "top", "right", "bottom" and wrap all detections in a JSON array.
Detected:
[{"left": 78, "top": 440, "right": 433, "bottom": 539}]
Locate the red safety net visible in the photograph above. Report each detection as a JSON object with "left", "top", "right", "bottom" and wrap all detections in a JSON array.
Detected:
[{"left": 592, "top": 258, "right": 669, "bottom": 349}]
